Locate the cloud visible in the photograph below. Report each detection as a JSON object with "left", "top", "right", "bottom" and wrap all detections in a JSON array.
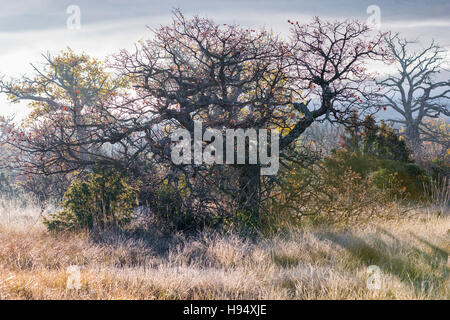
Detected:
[{"left": 0, "top": 1, "right": 449, "bottom": 119}]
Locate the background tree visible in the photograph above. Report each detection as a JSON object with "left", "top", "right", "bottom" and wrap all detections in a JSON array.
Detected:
[
  {"left": 379, "top": 33, "right": 450, "bottom": 160},
  {"left": 0, "top": 48, "right": 129, "bottom": 177}
]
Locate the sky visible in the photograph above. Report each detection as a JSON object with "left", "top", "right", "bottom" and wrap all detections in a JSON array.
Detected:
[{"left": 0, "top": 0, "right": 449, "bottom": 119}]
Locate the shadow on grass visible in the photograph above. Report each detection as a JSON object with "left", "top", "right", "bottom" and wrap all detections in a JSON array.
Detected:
[
  {"left": 320, "top": 228, "right": 449, "bottom": 296},
  {"left": 88, "top": 227, "right": 189, "bottom": 260}
]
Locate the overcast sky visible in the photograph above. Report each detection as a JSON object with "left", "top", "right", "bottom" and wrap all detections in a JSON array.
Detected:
[{"left": 1, "top": 0, "right": 449, "bottom": 119}]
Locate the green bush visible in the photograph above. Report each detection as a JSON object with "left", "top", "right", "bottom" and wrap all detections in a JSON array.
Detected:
[
  {"left": 341, "top": 114, "right": 411, "bottom": 163},
  {"left": 150, "top": 180, "right": 223, "bottom": 231},
  {"left": 325, "top": 115, "right": 429, "bottom": 200},
  {"left": 324, "top": 150, "right": 431, "bottom": 200},
  {"left": 429, "top": 159, "right": 449, "bottom": 185},
  {"left": 324, "top": 150, "right": 375, "bottom": 178},
  {"left": 151, "top": 184, "right": 187, "bottom": 228},
  {"left": 43, "top": 167, "right": 139, "bottom": 232},
  {"left": 150, "top": 182, "right": 205, "bottom": 231}
]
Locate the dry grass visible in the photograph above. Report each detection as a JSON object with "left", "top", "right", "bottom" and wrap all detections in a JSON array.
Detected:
[{"left": 0, "top": 198, "right": 448, "bottom": 300}]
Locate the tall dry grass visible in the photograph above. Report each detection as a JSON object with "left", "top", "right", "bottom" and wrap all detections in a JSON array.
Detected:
[{"left": 0, "top": 196, "right": 448, "bottom": 300}]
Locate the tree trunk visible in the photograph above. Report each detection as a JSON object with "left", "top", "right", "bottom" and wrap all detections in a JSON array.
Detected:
[
  {"left": 405, "top": 124, "right": 422, "bottom": 161},
  {"left": 236, "top": 164, "right": 261, "bottom": 224}
]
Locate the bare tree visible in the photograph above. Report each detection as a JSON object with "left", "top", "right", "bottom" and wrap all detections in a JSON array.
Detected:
[
  {"left": 379, "top": 32, "right": 450, "bottom": 159},
  {"left": 112, "top": 11, "right": 388, "bottom": 219},
  {"left": 0, "top": 49, "right": 132, "bottom": 176},
  {"left": 0, "top": 11, "right": 388, "bottom": 224}
]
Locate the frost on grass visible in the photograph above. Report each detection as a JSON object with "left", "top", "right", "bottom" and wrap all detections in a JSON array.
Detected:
[{"left": 0, "top": 201, "right": 448, "bottom": 300}]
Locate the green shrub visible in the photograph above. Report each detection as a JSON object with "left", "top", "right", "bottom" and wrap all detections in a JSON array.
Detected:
[
  {"left": 342, "top": 114, "right": 411, "bottom": 163},
  {"left": 429, "top": 158, "right": 449, "bottom": 185},
  {"left": 324, "top": 150, "right": 430, "bottom": 201},
  {"left": 151, "top": 184, "right": 186, "bottom": 227},
  {"left": 370, "top": 160, "right": 430, "bottom": 199},
  {"left": 222, "top": 208, "right": 261, "bottom": 232},
  {"left": 324, "top": 150, "right": 376, "bottom": 178},
  {"left": 43, "top": 167, "right": 139, "bottom": 232},
  {"left": 150, "top": 180, "right": 226, "bottom": 231}
]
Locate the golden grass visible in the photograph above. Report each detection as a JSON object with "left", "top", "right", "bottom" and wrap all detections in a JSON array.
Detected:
[{"left": 0, "top": 202, "right": 448, "bottom": 300}]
